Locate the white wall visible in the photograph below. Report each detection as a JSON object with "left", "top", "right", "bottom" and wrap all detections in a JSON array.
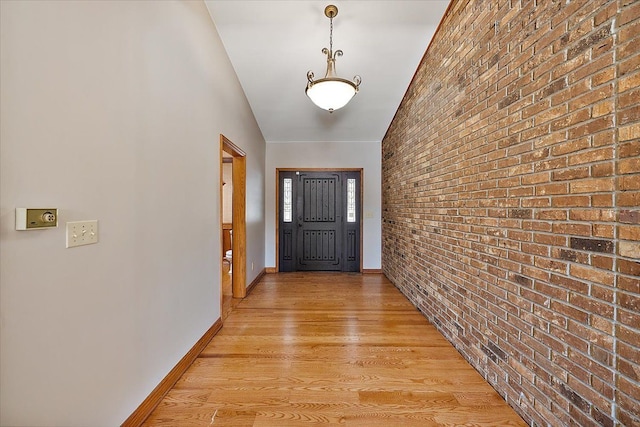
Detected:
[
  {"left": 0, "top": 1, "right": 265, "bottom": 426},
  {"left": 265, "top": 141, "right": 381, "bottom": 270}
]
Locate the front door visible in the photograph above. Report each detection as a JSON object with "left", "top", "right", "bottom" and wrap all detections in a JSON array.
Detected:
[{"left": 279, "top": 170, "right": 361, "bottom": 272}]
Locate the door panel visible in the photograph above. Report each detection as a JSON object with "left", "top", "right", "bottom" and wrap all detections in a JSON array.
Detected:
[
  {"left": 297, "top": 172, "right": 342, "bottom": 271},
  {"left": 301, "top": 230, "right": 336, "bottom": 261},
  {"left": 303, "top": 178, "right": 336, "bottom": 222}
]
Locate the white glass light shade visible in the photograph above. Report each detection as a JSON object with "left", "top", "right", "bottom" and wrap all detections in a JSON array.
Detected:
[{"left": 306, "top": 78, "right": 357, "bottom": 112}]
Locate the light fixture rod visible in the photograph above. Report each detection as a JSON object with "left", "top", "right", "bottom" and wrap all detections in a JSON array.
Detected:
[{"left": 328, "top": 6, "right": 334, "bottom": 55}]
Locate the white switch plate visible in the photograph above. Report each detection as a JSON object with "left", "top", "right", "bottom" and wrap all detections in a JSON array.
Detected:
[{"left": 66, "top": 220, "right": 99, "bottom": 248}]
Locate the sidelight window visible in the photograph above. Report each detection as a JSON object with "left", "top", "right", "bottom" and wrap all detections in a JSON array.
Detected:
[
  {"left": 347, "top": 178, "right": 356, "bottom": 223},
  {"left": 283, "top": 178, "right": 292, "bottom": 222}
]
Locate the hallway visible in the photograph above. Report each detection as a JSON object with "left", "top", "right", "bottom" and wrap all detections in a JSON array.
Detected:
[{"left": 143, "top": 273, "right": 526, "bottom": 426}]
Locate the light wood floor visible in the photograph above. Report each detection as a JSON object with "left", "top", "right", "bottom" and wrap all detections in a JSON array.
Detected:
[
  {"left": 221, "top": 262, "right": 235, "bottom": 321},
  {"left": 143, "top": 273, "right": 527, "bottom": 426}
]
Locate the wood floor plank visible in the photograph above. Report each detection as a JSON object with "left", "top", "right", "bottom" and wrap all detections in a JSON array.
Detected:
[{"left": 142, "top": 273, "right": 526, "bottom": 426}]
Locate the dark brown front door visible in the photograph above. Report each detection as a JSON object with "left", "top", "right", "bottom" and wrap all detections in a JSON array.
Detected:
[{"left": 279, "top": 170, "right": 360, "bottom": 272}]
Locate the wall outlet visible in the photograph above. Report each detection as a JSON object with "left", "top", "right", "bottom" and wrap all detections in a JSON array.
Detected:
[{"left": 66, "top": 220, "right": 98, "bottom": 248}]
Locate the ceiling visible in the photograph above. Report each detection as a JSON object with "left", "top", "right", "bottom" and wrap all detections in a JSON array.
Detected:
[{"left": 205, "top": 1, "right": 450, "bottom": 143}]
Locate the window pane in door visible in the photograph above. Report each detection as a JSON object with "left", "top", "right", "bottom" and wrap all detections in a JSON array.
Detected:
[
  {"left": 283, "top": 178, "right": 292, "bottom": 222},
  {"left": 347, "top": 178, "right": 356, "bottom": 223}
]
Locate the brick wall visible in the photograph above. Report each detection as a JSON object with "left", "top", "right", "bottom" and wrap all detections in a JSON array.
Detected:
[{"left": 381, "top": 1, "right": 639, "bottom": 426}]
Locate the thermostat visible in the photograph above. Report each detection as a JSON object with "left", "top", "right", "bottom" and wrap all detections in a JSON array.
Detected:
[{"left": 16, "top": 208, "right": 58, "bottom": 230}]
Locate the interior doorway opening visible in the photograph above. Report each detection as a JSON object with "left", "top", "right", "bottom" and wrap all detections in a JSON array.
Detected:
[
  {"left": 221, "top": 153, "right": 233, "bottom": 317},
  {"left": 220, "top": 135, "right": 247, "bottom": 320}
]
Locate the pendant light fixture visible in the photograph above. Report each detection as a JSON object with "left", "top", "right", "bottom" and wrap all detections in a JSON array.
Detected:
[{"left": 306, "top": 5, "right": 361, "bottom": 113}]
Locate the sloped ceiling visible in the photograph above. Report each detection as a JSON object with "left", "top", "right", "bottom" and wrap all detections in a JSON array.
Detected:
[{"left": 205, "top": 1, "right": 450, "bottom": 143}]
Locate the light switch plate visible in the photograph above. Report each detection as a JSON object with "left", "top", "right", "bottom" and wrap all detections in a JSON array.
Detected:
[{"left": 66, "top": 220, "right": 98, "bottom": 248}]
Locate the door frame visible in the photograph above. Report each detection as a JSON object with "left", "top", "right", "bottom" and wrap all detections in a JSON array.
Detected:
[
  {"left": 220, "top": 135, "right": 247, "bottom": 299},
  {"left": 275, "top": 168, "right": 363, "bottom": 273}
]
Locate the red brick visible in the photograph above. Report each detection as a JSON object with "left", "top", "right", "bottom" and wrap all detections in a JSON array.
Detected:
[
  {"left": 535, "top": 131, "right": 567, "bottom": 149},
  {"left": 569, "top": 85, "right": 613, "bottom": 111},
  {"left": 551, "top": 138, "right": 590, "bottom": 156},
  {"left": 619, "top": 192, "right": 640, "bottom": 207},
  {"left": 618, "top": 342, "right": 640, "bottom": 365},
  {"left": 595, "top": 2, "right": 617, "bottom": 25},
  {"left": 537, "top": 182, "right": 568, "bottom": 195},
  {"left": 568, "top": 147, "right": 614, "bottom": 166},
  {"left": 617, "top": 35, "right": 640, "bottom": 62},
  {"left": 592, "top": 224, "right": 615, "bottom": 239},
  {"left": 619, "top": 70, "right": 640, "bottom": 93},
  {"left": 551, "top": 195, "right": 590, "bottom": 207},
  {"left": 619, "top": 241, "right": 640, "bottom": 258},
  {"left": 522, "top": 197, "right": 552, "bottom": 208},
  {"left": 535, "top": 157, "right": 568, "bottom": 172},
  {"left": 569, "top": 321, "right": 615, "bottom": 351},
  {"left": 538, "top": 210, "right": 568, "bottom": 221},
  {"left": 535, "top": 233, "right": 566, "bottom": 246},
  {"left": 536, "top": 257, "right": 568, "bottom": 273},
  {"left": 619, "top": 292, "right": 640, "bottom": 313},
  {"left": 591, "top": 284, "right": 615, "bottom": 304},
  {"left": 591, "top": 162, "right": 614, "bottom": 178},
  {"left": 569, "top": 209, "right": 615, "bottom": 222},
  {"left": 522, "top": 172, "right": 550, "bottom": 185},
  {"left": 550, "top": 273, "right": 589, "bottom": 294},
  {"left": 618, "top": 325, "right": 640, "bottom": 350},
  {"left": 570, "top": 294, "right": 614, "bottom": 319},
  {"left": 590, "top": 254, "right": 614, "bottom": 270},
  {"left": 618, "top": 259, "right": 640, "bottom": 276},
  {"left": 618, "top": 276, "right": 640, "bottom": 294},
  {"left": 592, "top": 100, "right": 614, "bottom": 117},
  {"left": 619, "top": 0, "right": 640, "bottom": 26},
  {"left": 618, "top": 17, "right": 640, "bottom": 44},
  {"left": 553, "top": 222, "right": 592, "bottom": 236},
  {"left": 619, "top": 88, "right": 640, "bottom": 109},
  {"left": 618, "top": 104, "right": 640, "bottom": 127},
  {"left": 570, "top": 52, "right": 615, "bottom": 85},
  {"left": 524, "top": 220, "right": 553, "bottom": 233},
  {"left": 620, "top": 176, "right": 640, "bottom": 191},
  {"left": 619, "top": 140, "right": 640, "bottom": 156},
  {"left": 569, "top": 178, "right": 614, "bottom": 193},
  {"left": 551, "top": 109, "right": 591, "bottom": 131},
  {"left": 620, "top": 59, "right": 640, "bottom": 90},
  {"left": 592, "top": 69, "right": 616, "bottom": 88},
  {"left": 619, "top": 307, "right": 640, "bottom": 337},
  {"left": 619, "top": 210, "right": 640, "bottom": 224},
  {"left": 591, "top": 194, "right": 614, "bottom": 207},
  {"left": 619, "top": 158, "right": 640, "bottom": 175},
  {"left": 592, "top": 129, "right": 616, "bottom": 147},
  {"left": 552, "top": 167, "right": 589, "bottom": 181},
  {"left": 571, "top": 264, "right": 615, "bottom": 286}
]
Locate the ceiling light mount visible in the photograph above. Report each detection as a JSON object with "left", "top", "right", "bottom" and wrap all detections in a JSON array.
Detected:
[
  {"left": 324, "top": 5, "right": 338, "bottom": 19},
  {"left": 306, "top": 4, "right": 361, "bottom": 113}
]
